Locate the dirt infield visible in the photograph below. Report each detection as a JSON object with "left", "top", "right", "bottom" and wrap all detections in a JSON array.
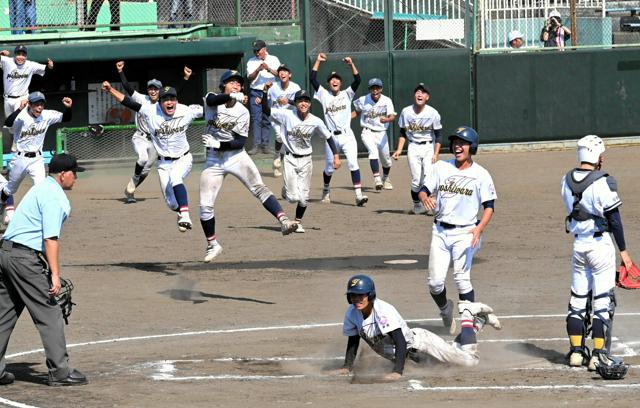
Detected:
[{"left": 1, "top": 146, "right": 639, "bottom": 407}]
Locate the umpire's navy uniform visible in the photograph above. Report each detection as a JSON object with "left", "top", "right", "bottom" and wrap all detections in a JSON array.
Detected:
[{"left": 0, "top": 154, "right": 87, "bottom": 386}]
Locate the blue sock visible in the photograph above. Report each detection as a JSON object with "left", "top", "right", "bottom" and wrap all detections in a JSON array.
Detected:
[
  {"left": 201, "top": 217, "right": 216, "bottom": 241},
  {"left": 172, "top": 183, "right": 189, "bottom": 210},
  {"left": 369, "top": 159, "right": 380, "bottom": 176},
  {"left": 566, "top": 316, "right": 584, "bottom": 337},
  {"left": 262, "top": 195, "right": 285, "bottom": 220},
  {"left": 350, "top": 169, "right": 361, "bottom": 185},
  {"left": 134, "top": 162, "right": 144, "bottom": 176},
  {"left": 459, "top": 290, "right": 475, "bottom": 302},
  {"left": 5, "top": 195, "right": 14, "bottom": 206},
  {"left": 458, "top": 327, "right": 477, "bottom": 346}
]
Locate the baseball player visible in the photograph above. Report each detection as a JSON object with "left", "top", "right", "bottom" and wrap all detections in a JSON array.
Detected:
[
  {"left": 561, "top": 135, "right": 633, "bottom": 372},
  {"left": 115, "top": 60, "right": 193, "bottom": 203},
  {"left": 418, "top": 127, "right": 496, "bottom": 336},
  {"left": 353, "top": 78, "right": 396, "bottom": 191},
  {"left": 333, "top": 275, "right": 501, "bottom": 381},
  {"left": 246, "top": 39, "right": 280, "bottom": 155},
  {"left": 262, "top": 83, "right": 341, "bottom": 233},
  {"left": 267, "top": 64, "right": 301, "bottom": 177},
  {"left": 102, "top": 82, "right": 202, "bottom": 232},
  {"left": 0, "top": 92, "right": 72, "bottom": 225},
  {"left": 311, "top": 53, "right": 366, "bottom": 206},
  {"left": 199, "top": 70, "right": 298, "bottom": 262},
  {"left": 392, "top": 83, "right": 442, "bottom": 215},
  {"left": 0, "top": 45, "right": 54, "bottom": 151}
]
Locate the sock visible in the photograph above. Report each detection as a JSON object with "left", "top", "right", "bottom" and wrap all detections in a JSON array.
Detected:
[
  {"left": 459, "top": 290, "right": 475, "bottom": 302},
  {"left": 5, "top": 195, "right": 14, "bottom": 208},
  {"left": 275, "top": 140, "right": 283, "bottom": 152},
  {"left": 134, "top": 162, "right": 144, "bottom": 177},
  {"left": 411, "top": 189, "right": 419, "bottom": 204},
  {"left": 566, "top": 317, "right": 585, "bottom": 349},
  {"left": 369, "top": 159, "right": 380, "bottom": 176},
  {"left": 262, "top": 195, "right": 286, "bottom": 220},
  {"left": 137, "top": 173, "right": 149, "bottom": 187},
  {"left": 201, "top": 217, "right": 216, "bottom": 242},
  {"left": 430, "top": 288, "right": 448, "bottom": 309},
  {"left": 323, "top": 171, "right": 332, "bottom": 189},
  {"left": 351, "top": 170, "right": 362, "bottom": 197},
  {"left": 295, "top": 204, "right": 307, "bottom": 220},
  {"left": 0, "top": 190, "right": 9, "bottom": 203},
  {"left": 591, "top": 318, "right": 605, "bottom": 352},
  {"left": 458, "top": 309, "right": 477, "bottom": 346},
  {"left": 382, "top": 166, "right": 391, "bottom": 178},
  {"left": 172, "top": 184, "right": 189, "bottom": 210}
]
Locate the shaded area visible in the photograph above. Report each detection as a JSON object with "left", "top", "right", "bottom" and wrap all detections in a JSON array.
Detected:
[
  {"left": 505, "top": 342, "right": 567, "bottom": 365},
  {"left": 159, "top": 289, "right": 275, "bottom": 305},
  {"left": 5, "top": 362, "right": 49, "bottom": 386}
]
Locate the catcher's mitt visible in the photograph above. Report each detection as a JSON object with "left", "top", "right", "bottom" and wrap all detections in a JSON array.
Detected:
[
  {"left": 616, "top": 263, "right": 640, "bottom": 289},
  {"left": 55, "top": 278, "right": 75, "bottom": 325}
]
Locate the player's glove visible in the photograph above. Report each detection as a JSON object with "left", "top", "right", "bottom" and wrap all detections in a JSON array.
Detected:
[
  {"left": 202, "top": 134, "right": 221, "bottom": 149},
  {"left": 230, "top": 92, "right": 245, "bottom": 103},
  {"left": 55, "top": 278, "right": 75, "bottom": 325},
  {"left": 616, "top": 263, "right": 640, "bottom": 289}
]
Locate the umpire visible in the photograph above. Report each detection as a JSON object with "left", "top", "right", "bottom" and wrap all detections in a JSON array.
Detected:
[{"left": 0, "top": 153, "right": 87, "bottom": 386}]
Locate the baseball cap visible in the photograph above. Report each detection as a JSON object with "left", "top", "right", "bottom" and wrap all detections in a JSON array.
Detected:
[
  {"left": 48, "top": 153, "right": 85, "bottom": 174},
  {"left": 220, "top": 70, "right": 245, "bottom": 86},
  {"left": 549, "top": 10, "right": 561, "bottom": 18},
  {"left": 28, "top": 91, "right": 46, "bottom": 104},
  {"left": 252, "top": 39, "right": 267, "bottom": 52},
  {"left": 508, "top": 30, "right": 524, "bottom": 43},
  {"left": 414, "top": 83, "right": 430, "bottom": 94},
  {"left": 277, "top": 64, "right": 291, "bottom": 73},
  {"left": 159, "top": 86, "right": 177, "bottom": 99},
  {"left": 14, "top": 45, "right": 27, "bottom": 55},
  {"left": 327, "top": 71, "right": 342, "bottom": 82},
  {"left": 368, "top": 78, "right": 383, "bottom": 88},
  {"left": 147, "top": 79, "right": 162, "bottom": 89},
  {"left": 294, "top": 90, "right": 311, "bottom": 102}
]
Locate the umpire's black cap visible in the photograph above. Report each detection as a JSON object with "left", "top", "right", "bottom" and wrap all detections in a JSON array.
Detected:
[
  {"left": 48, "top": 153, "right": 85, "bottom": 174},
  {"left": 294, "top": 90, "right": 311, "bottom": 102},
  {"left": 327, "top": 71, "right": 342, "bottom": 82},
  {"left": 252, "top": 39, "right": 267, "bottom": 52},
  {"left": 414, "top": 82, "right": 430, "bottom": 94},
  {"left": 159, "top": 86, "right": 178, "bottom": 99},
  {"left": 14, "top": 45, "right": 27, "bottom": 55}
]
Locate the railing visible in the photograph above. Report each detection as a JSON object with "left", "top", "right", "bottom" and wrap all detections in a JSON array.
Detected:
[{"left": 333, "top": 0, "right": 467, "bottom": 18}]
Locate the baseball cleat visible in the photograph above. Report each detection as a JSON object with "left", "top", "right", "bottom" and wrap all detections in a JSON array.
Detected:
[
  {"left": 273, "top": 156, "right": 282, "bottom": 169},
  {"left": 440, "top": 299, "right": 456, "bottom": 335},
  {"left": 125, "top": 179, "right": 137, "bottom": 203},
  {"left": 383, "top": 178, "right": 393, "bottom": 190},
  {"left": 412, "top": 202, "right": 427, "bottom": 215},
  {"left": 458, "top": 300, "right": 494, "bottom": 316},
  {"left": 204, "top": 242, "right": 223, "bottom": 262},
  {"left": 273, "top": 168, "right": 282, "bottom": 177},
  {"left": 321, "top": 190, "right": 331, "bottom": 204},
  {"left": 568, "top": 351, "right": 589, "bottom": 367},
  {"left": 177, "top": 213, "right": 192, "bottom": 232},
  {"left": 294, "top": 223, "right": 305, "bottom": 233},
  {"left": 588, "top": 355, "right": 598, "bottom": 372},
  {"left": 280, "top": 218, "right": 298, "bottom": 235},
  {"left": 355, "top": 195, "right": 368, "bottom": 207},
  {"left": 0, "top": 371, "right": 15, "bottom": 385},
  {"left": 374, "top": 177, "right": 383, "bottom": 191}
]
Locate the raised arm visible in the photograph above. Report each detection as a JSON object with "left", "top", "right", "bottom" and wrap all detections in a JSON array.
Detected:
[
  {"left": 102, "top": 81, "right": 142, "bottom": 112},
  {"left": 343, "top": 57, "right": 360, "bottom": 92},
  {"left": 310, "top": 53, "right": 326, "bottom": 92},
  {"left": 61, "top": 97, "right": 73, "bottom": 122},
  {"left": 116, "top": 61, "right": 136, "bottom": 96}
]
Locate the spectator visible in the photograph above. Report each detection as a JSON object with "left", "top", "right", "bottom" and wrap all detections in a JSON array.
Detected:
[
  {"left": 86, "top": 0, "right": 120, "bottom": 31},
  {"left": 169, "top": 0, "right": 193, "bottom": 28},
  {"left": 508, "top": 30, "right": 524, "bottom": 49},
  {"left": 246, "top": 39, "right": 281, "bottom": 155},
  {"left": 540, "top": 10, "right": 571, "bottom": 49},
  {"left": 9, "top": 0, "right": 36, "bottom": 34}
]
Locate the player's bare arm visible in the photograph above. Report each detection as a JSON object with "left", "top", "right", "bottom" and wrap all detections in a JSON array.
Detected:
[
  {"left": 47, "top": 58, "right": 54, "bottom": 69},
  {"left": 44, "top": 238, "right": 62, "bottom": 297},
  {"left": 392, "top": 130, "right": 407, "bottom": 159},
  {"left": 62, "top": 97, "right": 72, "bottom": 108},
  {"left": 0, "top": 50, "right": 9, "bottom": 56},
  {"left": 312, "top": 53, "right": 326, "bottom": 71},
  {"left": 344, "top": 56, "right": 358, "bottom": 76},
  {"left": 102, "top": 81, "right": 125, "bottom": 103}
]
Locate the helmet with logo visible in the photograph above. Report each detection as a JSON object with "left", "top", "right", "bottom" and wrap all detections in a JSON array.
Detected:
[
  {"left": 449, "top": 126, "right": 479, "bottom": 155},
  {"left": 219, "top": 70, "right": 245, "bottom": 90},
  {"left": 345, "top": 275, "right": 376, "bottom": 304},
  {"left": 577, "top": 135, "right": 605, "bottom": 164}
]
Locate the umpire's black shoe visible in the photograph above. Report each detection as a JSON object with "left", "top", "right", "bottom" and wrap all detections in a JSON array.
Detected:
[
  {"left": 0, "top": 372, "right": 15, "bottom": 385},
  {"left": 48, "top": 369, "right": 88, "bottom": 387}
]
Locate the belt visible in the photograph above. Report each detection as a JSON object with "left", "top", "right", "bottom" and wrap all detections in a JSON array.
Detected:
[
  {"left": 333, "top": 130, "right": 342, "bottom": 135},
  {"left": 5, "top": 95, "right": 25, "bottom": 99},
  {"left": 17, "top": 150, "right": 42, "bottom": 158},
  {"left": 286, "top": 151, "right": 311, "bottom": 158},
  {"left": 435, "top": 220, "right": 475, "bottom": 229},
  {"left": 0, "top": 239, "right": 40, "bottom": 254},
  {"left": 158, "top": 150, "right": 189, "bottom": 161},
  {"left": 410, "top": 140, "right": 428, "bottom": 145},
  {"left": 574, "top": 232, "right": 604, "bottom": 238}
]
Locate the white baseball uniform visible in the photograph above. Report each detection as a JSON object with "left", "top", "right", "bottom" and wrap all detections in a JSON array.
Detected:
[
  {"left": 1, "top": 56, "right": 46, "bottom": 119},
  {"left": 269, "top": 107, "right": 332, "bottom": 207},
  {"left": 314, "top": 85, "right": 359, "bottom": 172},
  {"left": 398, "top": 104, "right": 442, "bottom": 191},
  {"left": 562, "top": 170, "right": 620, "bottom": 322},
  {"left": 424, "top": 159, "right": 497, "bottom": 296},
  {"left": 129, "top": 91, "right": 158, "bottom": 174},
  {"left": 200, "top": 95, "right": 277, "bottom": 222},
  {"left": 354, "top": 93, "right": 395, "bottom": 168},
  {"left": 4, "top": 108, "right": 64, "bottom": 195},
  {"left": 343, "top": 298, "right": 478, "bottom": 367},
  {"left": 136, "top": 102, "right": 202, "bottom": 210},
  {"left": 267, "top": 80, "right": 301, "bottom": 142}
]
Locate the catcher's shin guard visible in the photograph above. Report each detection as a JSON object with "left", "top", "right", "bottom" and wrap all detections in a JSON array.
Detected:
[
  {"left": 566, "top": 291, "right": 592, "bottom": 366},
  {"left": 593, "top": 289, "right": 617, "bottom": 354}
]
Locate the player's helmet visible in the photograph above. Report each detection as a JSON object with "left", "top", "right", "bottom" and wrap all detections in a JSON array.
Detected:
[
  {"left": 345, "top": 275, "right": 376, "bottom": 304},
  {"left": 449, "top": 126, "right": 479, "bottom": 155},
  {"left": 577, "top": 135, "right": 605, "bottom": 165},
  {"left": 219, "top": 70, "right": 245, "bottom": 90}
]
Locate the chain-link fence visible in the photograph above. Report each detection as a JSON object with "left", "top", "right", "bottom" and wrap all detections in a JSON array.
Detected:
[
  {"left": 0, "top": 0, "right": 299, "bottom": 36},
  {"left": 57, "top": 121, "right": 207, "bottom": 164}
]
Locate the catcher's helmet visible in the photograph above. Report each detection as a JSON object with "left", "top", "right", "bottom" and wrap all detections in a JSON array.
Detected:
[
  {"left": 449, "top": 126, "right": 479, "bottom": 155},
  {"left": 577, "top": 135, "right": 605, "bottom": 165},
  {"left": 346, "top": 275, "right": 376, "bottom": 304},
  {"left": 219, "top": 70, "right": 245, "bottom": 90}
]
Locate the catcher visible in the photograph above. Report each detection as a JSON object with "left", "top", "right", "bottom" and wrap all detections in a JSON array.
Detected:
[
  {"left": 332, "top": 275, "right": 501, "bottom": 381},
  {"left": 561, "top": 135, "right": 633, "bottom": 379},
  {"left": 0, "top": 154, "right": 87, "bottom": 386}
]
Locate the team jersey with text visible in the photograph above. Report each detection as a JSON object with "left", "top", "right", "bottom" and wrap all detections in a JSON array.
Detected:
[
  {"left": 424, "top": 159, "right": 497, "bottom": 226},
  {"left": 398, "top": 104, "right": 442, "bottom": 143},
  {"left": 138, "top": 103, "right": 203, "bottom": 157},
  {"left": 12, "top": 108, "right": 63, "bottom": 152},
  {"left": 343, "top": 299, "right": 414, "bottom": 361},
  {"left": 203, "top": 93, "right": 250, "bottom": 144},
  {"left": 313, "top": 85, "right": 355, "bottom": 132},
  {"left": 267, "top": 80, "right": 301, "bottom": 110},
  {"left": 246, "top": 54, "right": 281, "bottom": 90},
  {"left": 130, "top": 90, "right": 155, "bottom": 134},
  {"left": 353, "top": 94, "right": 395, "bottom": 131},
  {"left": 269, "top": 108, "right": 331, "bottom": 156},
  {"left": 561, "top": 169, "right": 621, "bottom": 236},
  {"left": 1, "top": 56, "right": 46, "bottom": 97}
]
